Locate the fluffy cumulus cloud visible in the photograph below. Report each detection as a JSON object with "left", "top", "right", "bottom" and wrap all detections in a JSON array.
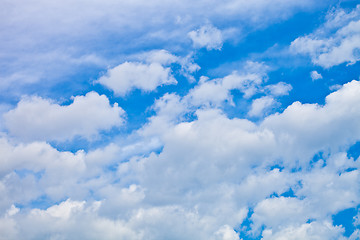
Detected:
[
  {"left": 263, "top": 80, "right": 360, "bottom": 162},
  {"left": 188, "top": 25, "right": 223, "bottom": 50},
  {"left": 98, "top": 62, "right": 177, "bottom": 96},
  {"left": 2, "top": 1, "right": 360, "bottom": 240},
  {"left": 98, "top": 50, "right": 201, "bottom": 95},
  {"left": 3, "top": 92, "right": 125, "bottom": 142},
  {"left": 291, "top": 4, "right": 360, "bottom": 68}
]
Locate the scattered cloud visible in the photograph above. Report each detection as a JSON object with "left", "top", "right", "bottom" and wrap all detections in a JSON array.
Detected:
[
  {"left": 310, "top": 70, "right": 323, "bottom": 80},
  {"left": 98, "top": 49, "right": 202, "bottom": 95},
  {"left": 329, "top": 84, "right": 342, "bottom": 91},
  {"left": 265, "top": 82, "right": 292, "bottom": 96},
  {"left": 99, "top": 62, "right": 177, "bottom": 96},
  {"left": 188, "top": 25, "right": 223, "bottom": 50},
  {"left": 291, "top": 5, "right": 360, "bottom": 68},
  {"left": 186, "top": 61, "right": 270, "bottom": 107}
]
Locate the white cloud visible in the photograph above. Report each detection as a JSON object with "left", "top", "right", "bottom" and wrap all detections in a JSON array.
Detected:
[
  {"left": 33, "top": 198, "right": 86, "bottom": 219},
  {"left": 188, "top": 25, "right": 223, "bottom": 50},
  {"left": 262, "top": 221, "right": 345, "bottom": 240},
  {"left": 140, "top": 93, "right": 188, "bottom": 137},
  {"left": 98, "top": 49, "right": 200, "bottom": 94},
  {"left": 0, "top": 138, "right": 89, "bottom": 212},
  {"left": 296, "top": 165, "right": 360, "bottom": 216},
  {"left": 265, "top": 82, "right": 292, "bottom": 96},
  {"left": 248, "top": 96, "right": 276, "bottom": 117},
  {"left": 131, "top": 49, "right": 201, "bottom": 82},
  {"left": 262, "top": 80, "right": 360, "bottom": 163},
  {"left": 120, "top": 80, "right": 360, "bottom": 238},
  {"left": 237, "top": 169, "right": 295, "bottom": 205},
  {"left": 354, "top": 210, "right": 360, "bottom": 227},
  {"left": 215, "top": 225, "right": 240, "bottom": 240},
  {"left": 329, "top": 84, "right": 342, "bottom": 91},
  {"left": 98, "top": 61, "right": 177, "bottom": 96},
  {"left": 134, "top": 109, "right": 278, "bottom": 219},
  {"left": 138, "top": 49, "right": 179, "bottom": 65},
  {"left": 3, "top": 92, "right": 124, "bottom": 142},
  {"left": 142, "top": 77, "right": 360, "bottom": 169},
  {"left": 251, "top": 197, "right": 311, "bottom": 233},
  {"left": 251, "top": 160, "right": 360, "bottom": 238},
  {"left": 0, "top": 130, "right": 164, "bottom": 212},
  {"left": 6, "top": 205, "right": 19, "bottom": 217},
  {"left": 186, "top": 62, "right": 269, "bottom": 107},
  {"left": 6, "top": 200, "right": 141, "bottom": 240},
  {"left": 291, "top": 5, "right": 360, "bottom": 68},
  {"left": 0, "top": 199, "right": 245, "bottom": 240},
  {"left": 0, "top": 217, "right": 17, "bottom": 240},
  {"left": 187, "top": 76, "right": 232, "bottom": 106},
  {"left": 310, "top": 70, "right": 323, "bottom": 81}
]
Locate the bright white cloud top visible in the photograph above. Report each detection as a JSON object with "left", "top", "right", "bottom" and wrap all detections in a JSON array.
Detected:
[
  {"left": 1, "top": 1, "right": 360, "bottom": 240},
  {"left": 3, "top": 92, "right": 125, "bottom": 142},
  {"left": 99, "top": 62, "right": 177, "bottom": 96}
]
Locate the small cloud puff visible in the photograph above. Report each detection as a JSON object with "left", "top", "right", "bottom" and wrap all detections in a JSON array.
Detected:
[
  {"left": 188, "top": 25, "right": 223, "bottom": 50},
  {"left": 265, "top": 82, "right": 292, "bottom": 96},
  {"left": 99, "top": 61, "right": 177, "bottom": 96},
  {"left": 310, "top": 70, "right": 323, "bottom": 81}
]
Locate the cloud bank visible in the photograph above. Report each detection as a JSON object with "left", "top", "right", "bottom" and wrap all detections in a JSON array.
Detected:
[{"left": 1, "top": 1, "right": 359, "bottom": 240}]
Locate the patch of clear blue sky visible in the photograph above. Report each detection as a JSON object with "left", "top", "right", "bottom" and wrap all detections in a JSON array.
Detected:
[{"left": 333, "top": 208, "right": 359, "bottom": 237}]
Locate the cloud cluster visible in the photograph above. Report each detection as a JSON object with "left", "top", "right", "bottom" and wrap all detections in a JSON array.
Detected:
[
  {"left": 0, "top": 0, "right": 330, "bottom": 95},
  {"left": 291, "top": 4, "right": 360, "bottom": 68},
  {"left": 1, "top": 74, "right": 360, "bottom": 239},
  {"left": 1, "top": 1, "right": 359, "bottom": 240}
]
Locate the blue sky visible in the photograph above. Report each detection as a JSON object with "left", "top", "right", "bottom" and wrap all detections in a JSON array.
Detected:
[{"left": 1, "top": 0, "right": 360, "bottom": 239}]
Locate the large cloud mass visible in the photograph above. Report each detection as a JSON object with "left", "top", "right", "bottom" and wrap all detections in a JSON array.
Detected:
[
  {"left": 1, "top": 78, "right": 360, "bottom": 239},
  {"left": 1, "top": 1, "right": 359, "bottom": 240}
]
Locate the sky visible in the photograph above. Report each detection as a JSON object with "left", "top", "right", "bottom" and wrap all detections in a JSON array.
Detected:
[{"left": 1, "top": 0, "right": 360, "bottom": 239}]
